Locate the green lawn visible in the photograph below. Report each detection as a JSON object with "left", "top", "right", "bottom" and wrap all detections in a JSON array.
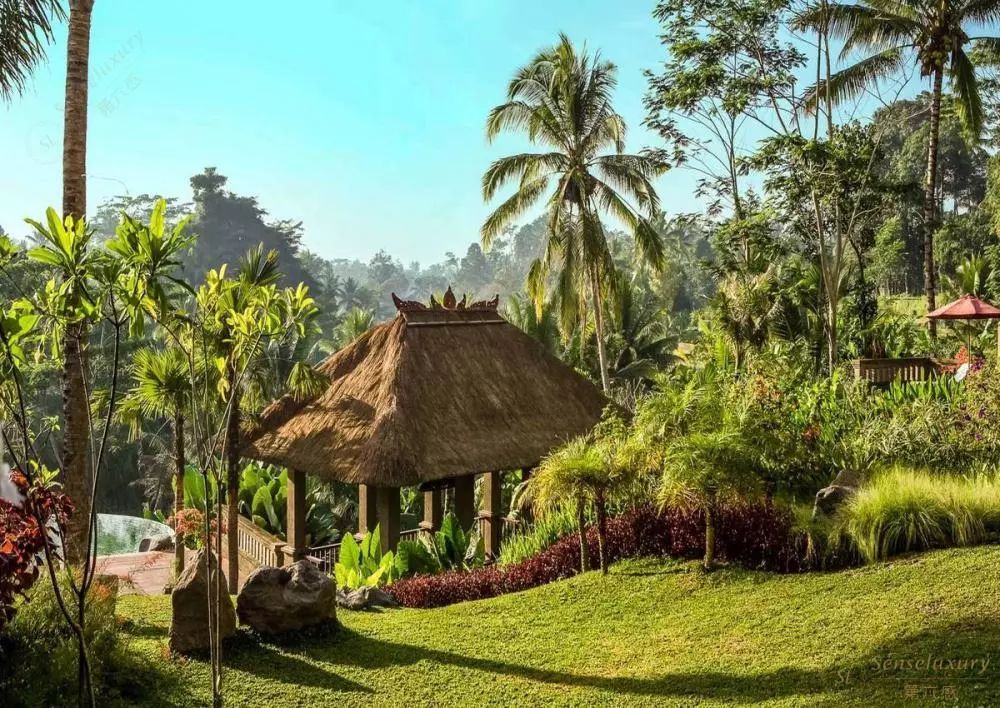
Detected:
[{"left": 117, "top": 547, "right": 1000, "bottom": 706}]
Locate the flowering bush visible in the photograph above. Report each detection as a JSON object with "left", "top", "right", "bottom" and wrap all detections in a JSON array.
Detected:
[
  {"left": 389, "top": 501, "right": 811, "bottom": 609},
  {"left": 0, "top": 470, "right": 74, "bottom": 630},
  {"left": 169, "top": 507, "right": 224, "bottom": 550}
]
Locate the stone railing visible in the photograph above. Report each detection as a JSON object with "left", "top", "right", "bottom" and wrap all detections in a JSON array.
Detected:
[{"left": 236, "top": 515, "right": 286, "bottom": 570}]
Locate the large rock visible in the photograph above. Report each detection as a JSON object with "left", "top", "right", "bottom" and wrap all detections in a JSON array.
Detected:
[
  {"left": 236, "top": 560, "right": 336, "bottom": 634},
  {"left": 336, "top": 585, "right": 398, "bottom": 611},
  {"left": 812, "top": 470, "right": 861, "bottom": 519},
  {"left": 169, "top": 549, "right": 236, "bottom": 654}
]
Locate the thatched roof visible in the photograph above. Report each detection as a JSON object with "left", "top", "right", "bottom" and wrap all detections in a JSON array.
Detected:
[{"left": 243, "top": 289, "right": 606, "bottom": 487}]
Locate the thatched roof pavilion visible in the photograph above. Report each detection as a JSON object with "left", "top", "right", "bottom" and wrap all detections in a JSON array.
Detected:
[{"left": 243, "top": 288, "right": 605, "bottom": 559}]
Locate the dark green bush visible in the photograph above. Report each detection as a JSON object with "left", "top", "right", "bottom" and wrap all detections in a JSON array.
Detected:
[{"left": 0, "top": 575, "right": 150, "bottom": 707}]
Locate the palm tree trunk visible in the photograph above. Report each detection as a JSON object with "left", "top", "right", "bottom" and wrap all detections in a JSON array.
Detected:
[
  {"left": 590, "top": 270, "right": 610, "bottom": 394},
  {"left": 576, "top": 496, "right": 590, "bottom": 572},
  {"left": 225, "top": 366, "right": 241, "bottom": 594},
  {"left": 173, "top": 410, "right": 185, "bottom": 580},
  {"left": 924, "top": 68, "right": 944, "bottom": 337},
  {"left": 703, "top": 499, "right": 716, "bottom": 571},
  {"left": 59, "top": 0, "right": 94, "bottom": 569},
  {"left": 63, "top": 0, "right": 92, "bottom": 220},
  {"left": 595, "top": 489, "right": 608, "bottom": 575}
]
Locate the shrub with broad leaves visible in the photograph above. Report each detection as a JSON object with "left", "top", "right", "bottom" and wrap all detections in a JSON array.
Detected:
[{"left": 0, "top": 470, "right": 74, "bottom": 630}]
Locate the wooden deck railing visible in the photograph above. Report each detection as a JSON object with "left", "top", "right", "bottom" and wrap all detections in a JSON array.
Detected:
[
  {"left": 852, "top": 357, "right": 946, "bottom": 385},
  {"left": 307, "top": 527, "right": 428, "bottom": 573},
  {"left": 305, "top": 519, "right": 525, "bottom": 573},
  {"left": 475, "top": 514, "right": 525, "bottom": 544},
  {"left": 236, "top": 515, "right": 286, "bottom": 570}
]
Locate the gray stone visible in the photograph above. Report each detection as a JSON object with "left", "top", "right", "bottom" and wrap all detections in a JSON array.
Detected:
[
  {"left": 139, "top": 533, "right": 174, "bottom": 552},
  {"left": 236, "top": 560, "right": 336, "bottom": 634},
  {"left": 336, "top": 585, "right": 399, "bottom": 611},
  {"left": 813, "top": 483, "right": 857, "bottom": 518},
  {"left": 169, "top": 549, "right": 236, "bottom": 654}
]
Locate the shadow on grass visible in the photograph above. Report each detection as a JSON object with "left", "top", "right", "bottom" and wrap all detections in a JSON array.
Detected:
[
  {"left": 262, "top": 620, "right": 1000, "bottom": 702},
  {"left": 121, "top": 608, "right": 1000, "bottom": 703}
]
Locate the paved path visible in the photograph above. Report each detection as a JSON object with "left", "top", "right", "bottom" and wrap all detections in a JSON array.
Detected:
[
  {"left": 95, "top": 551, "right": 181, "bottom": 595},
  {"left": 95, "top": 546, "right": 253, "bottom": 595}
]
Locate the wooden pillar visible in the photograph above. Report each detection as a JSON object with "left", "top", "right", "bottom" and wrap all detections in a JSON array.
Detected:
[
  {"left": 481, "top": 471, "right": 503, "bottom": 558},
  {"left": 520, "top": 467, "right": 534, "bottom": 524},
  {"left": 358, "top": 483, "right": 378, "bottom": 536},
  {"left": 454, "top": 475, "right": 476, "bottom": 531},
  {"left": 420, "top": 488, "right": 442, "bottom": 532},
  {"left": 375, "top": 486, "right": 400, "bottom": 553},
  {"left": 287, "top": 467, "right": 307, "bottom": 559}
]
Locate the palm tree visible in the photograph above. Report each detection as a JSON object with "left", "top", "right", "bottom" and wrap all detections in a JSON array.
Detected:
[
  {"left": 198, "top": 246, "right": 323, "bottom": 592},
  {"left": 796, "top": 0, "right": 1000, "bottom": 331},
  {"left": 528, "top": 434, "right": 639, "bottom": 574},
  {"left": 57, "top": 0, "right": 94, "bottom": 565},
  {"left": 528, "top": 439, "right": 597, "bottom": 572},
  {"left": 126, "top": 347, "right": 190, "bottom": 578},
  {"left": 339, "top": 277, "right": 367, "bottom": 312},
  {"left": 504, "top": 292, "right": 562, "bottom": 356},
  {"left": 334, "top": 307, "right": 375, "bottom": 348},
  {"left": 482, "top": 34, "right": 668, "bottom": 393},
  {"left": 660, "top": 431, "right": 758, "bottom": 570},
  {"left": 0, "top": 0, "right": 64, "bottom": 101}
]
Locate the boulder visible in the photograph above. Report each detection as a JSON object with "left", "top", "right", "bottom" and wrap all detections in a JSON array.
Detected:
[
  {"left": 138, "top": 533, "right": 174, "bottom": 552},
  {"left": 236, "top": 560, "right": 336, "bottom": 634},
  {"left": 813, "top": 484, "right": 856, "bottom": 518},
  {"left": 336, "top": 585, "right": 398, "bottom": 611},
  {"left": 169, "top": 549, "right": 236, "bottom": 654}
]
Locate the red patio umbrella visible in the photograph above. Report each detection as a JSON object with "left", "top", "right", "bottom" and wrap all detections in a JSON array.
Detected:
[{"left": 927, "top": 293, "right": 1000, "bottom": 360}]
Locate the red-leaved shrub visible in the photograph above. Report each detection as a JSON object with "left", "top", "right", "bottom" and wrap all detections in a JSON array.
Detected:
[
  {"left": 0, "top": 470, "right": 74, "bottom": 629},
  {"left": 389, "top": 501, "right": 813, "bottom": 609}
]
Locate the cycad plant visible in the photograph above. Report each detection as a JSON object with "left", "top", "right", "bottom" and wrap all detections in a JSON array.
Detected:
[
  {"left": 796, "top": 0, "right": 1000, "bottom": 324},
  {"left": 482, "top": 33, "right": 668, "bottom": 393}
]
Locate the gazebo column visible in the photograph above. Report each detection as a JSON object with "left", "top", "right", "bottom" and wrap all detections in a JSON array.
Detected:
[
  {"left": 454, "top": 475, "right": 476, "bottom": 531},
  {"left": 520, "top": 467, "right": 534, "bottom": 524},
  {"left": 286, "top": 467, "right": 307, "bottom": 559},
  {"left": 375, "top": 486, "right": 400, "bottom": 553},
  {"left": 481, "top": 471, "right": 503, "bottom": 558},
  {"left": 420, "top": 488, "right": 442, "bottom": 533},
  {"left": 357, "top": 484, "right": 378, "bottom": 536}
]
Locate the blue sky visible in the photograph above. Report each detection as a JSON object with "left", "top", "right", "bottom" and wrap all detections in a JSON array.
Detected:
[{"left": 0, "top": 0, "right": 699, "bottom": 264}]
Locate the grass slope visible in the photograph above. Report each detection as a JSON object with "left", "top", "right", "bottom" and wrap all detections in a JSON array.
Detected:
[{"left": 117, "top": 547, "right": 1000, "bottom": 706}]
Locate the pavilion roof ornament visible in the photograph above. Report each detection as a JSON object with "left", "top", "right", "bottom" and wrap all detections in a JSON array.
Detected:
[{"left": 391, "top": 286, "right": 499, "bottom": 313}]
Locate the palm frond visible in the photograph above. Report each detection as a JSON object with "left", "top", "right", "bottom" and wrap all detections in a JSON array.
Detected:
[
  {"left": 480, "top": 176, "right": 549, "bottom": 249},
  {"left": 481, "top": 153, "right": 564, "bottom": 201},
  {"left": 950, "top": 48, "right": 985, "bottom": 137},
  {"left": 962, "top": 0, "right": 1000, "bottom": 25},
  {"left": 801, "top": 48, "right": 905, "bottom": 114},
  {"left": 0, "top": 0, "right": 64, "bottom": 102}
]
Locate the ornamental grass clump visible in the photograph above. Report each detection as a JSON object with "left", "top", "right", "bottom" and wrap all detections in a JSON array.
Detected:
[{"left": 838, "top": 467, "right": 1000, "bottom": 562}]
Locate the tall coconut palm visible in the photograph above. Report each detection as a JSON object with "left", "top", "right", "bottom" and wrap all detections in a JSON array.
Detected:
[
  {"left": 482, "top": 34, "right": 668, "bottom": 393},
  {"left": 56, "top": 0, "right": 95, "bottom": 565},
  {"left": 125, "top": 347, "right": 191, "bottom": 578},
  {"left": 796, "top": 0, "right": 1000, "bottom": 333},
  {"left": 0, "top": 0, "right": 64, "bottom": 100}
]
